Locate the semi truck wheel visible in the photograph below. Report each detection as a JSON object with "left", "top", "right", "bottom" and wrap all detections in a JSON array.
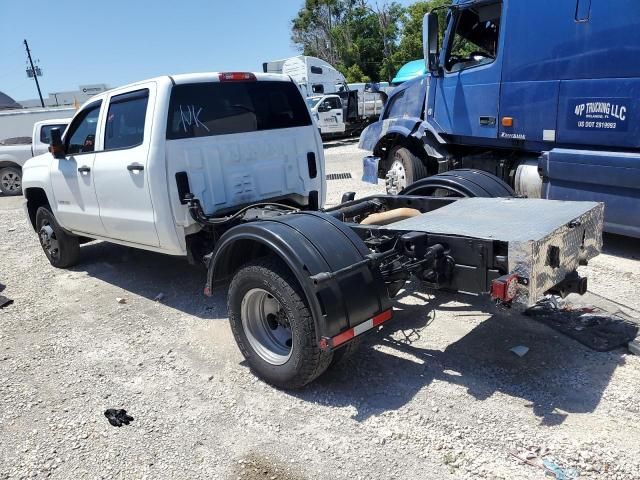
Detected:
[
  {"left": 228, "top": 256, "right": 333, "bottom": 389},
  {"left": 399, "top": 169, "right": 515, "bottom": 198},
  {"left": 0, "top": 167, "right": 22, "bottom": 196},
  {"left": 35, "top": 207, "right": 80, "bottom": 268},
  {"left": 385, "top": 146, "right": 429, "bottom": 195}
]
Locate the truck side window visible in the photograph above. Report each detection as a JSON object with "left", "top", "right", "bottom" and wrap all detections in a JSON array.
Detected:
[
  {"left": 445, "top": 3, "right": 501, "bottom": 73},
  {"left": 40, "top": 124, "right": 67, "bottom": 144},
  {"left": 328, "top": 97, "right": 342, "bottom": 109},
  {"left": 104, "top": 89, "right": 149, "bottom": 151},
  {"left": 66, "top": 102, "right": 102, "bottom": 155},
  {"left": 312, "top": 84, "right": 325, "bottom": 94}
]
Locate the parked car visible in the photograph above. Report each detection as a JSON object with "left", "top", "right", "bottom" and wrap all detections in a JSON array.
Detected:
[{"left": 0, "top": 118, "right": 69, "bottom": 195}]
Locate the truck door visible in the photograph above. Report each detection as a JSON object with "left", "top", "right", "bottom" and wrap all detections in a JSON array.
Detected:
[
  {"left": 92, "top": 87, "right": 160, "bottom": 247},
  {"left": 49, "top": 101, "right": 107, "bottom": 236},
  {"left": 431, "top": 2, "right": 503, "bottom": 139},
  {"left": 317, "top": 96, "right": 345, "bottom": 134}
]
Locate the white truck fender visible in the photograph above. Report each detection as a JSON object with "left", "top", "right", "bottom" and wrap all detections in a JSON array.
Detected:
[{"left": 21, "top": 154, "right": 59, "bottom": 228}]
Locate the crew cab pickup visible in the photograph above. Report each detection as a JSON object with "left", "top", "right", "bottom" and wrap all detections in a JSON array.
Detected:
[
  {"left": 0, "top": 119, "right": 69, "bottom": 195},
  {"left": 23, "top": 72, "right": 604, "bottom": 390}
]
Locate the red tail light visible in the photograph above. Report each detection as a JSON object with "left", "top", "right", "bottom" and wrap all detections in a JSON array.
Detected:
[
  {"left": 491, "top": 274, "right": 519, "bottom": 302},
  {"left": 218, "top": 72, "right": 257, "bottom": 82}
]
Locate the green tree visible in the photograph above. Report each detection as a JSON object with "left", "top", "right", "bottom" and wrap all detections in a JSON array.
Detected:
[
  {"left": 391, "top": 0, "right": 450, "bottom": 71},
  {"left": 341, "top": 63, "right": 371, "bottom": 83},
  {"left": 291, "top": 0, "right": 403, "bottom": 82}
]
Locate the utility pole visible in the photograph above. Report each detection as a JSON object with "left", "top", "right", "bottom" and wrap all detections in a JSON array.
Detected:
[{"left": 23, "top": 39, "right": 45, "bottom": 108}]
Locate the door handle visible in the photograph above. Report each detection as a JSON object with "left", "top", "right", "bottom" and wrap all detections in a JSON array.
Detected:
[
  {"left": 127, "top": 164, "right": 144, "bottom": 172},
  {"left": 78, "top": 166, "right": 91, "bottom": 173}
]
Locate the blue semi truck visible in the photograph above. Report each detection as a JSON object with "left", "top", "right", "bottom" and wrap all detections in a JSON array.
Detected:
[{"left": 359, "top": 0, "right": 640, "bottom": 238}]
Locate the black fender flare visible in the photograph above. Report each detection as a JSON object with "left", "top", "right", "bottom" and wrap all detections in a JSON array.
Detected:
[
  {"left": 400, "top": 169, "right": 515, "bottom": 198},
  {"left": 206, "top": 211, "right": 390, "bottom": 342}
]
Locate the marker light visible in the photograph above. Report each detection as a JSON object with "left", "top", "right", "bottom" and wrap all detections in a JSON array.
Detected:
[{"left": 219, "top": 72, "right": 257, "bottom": 82}]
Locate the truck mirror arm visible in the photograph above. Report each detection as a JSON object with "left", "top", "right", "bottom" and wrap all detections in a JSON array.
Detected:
[{"left": 48, "top": 128, "right": 66, "bottom": 159}]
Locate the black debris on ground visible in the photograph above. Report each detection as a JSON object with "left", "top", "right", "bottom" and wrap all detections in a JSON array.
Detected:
[
  {"left": 0, "top": 295, "right": 13, "bottom": 309},
  {"left": 104, "top": 408, "right": 134, "bottom": 427},
  {"left": 527, "top": 299, "right": 639, "bottom": 352}
]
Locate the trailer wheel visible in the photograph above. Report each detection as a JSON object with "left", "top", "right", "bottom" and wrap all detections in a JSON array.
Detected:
[
  {"left": 399, "top": 169, "right": 515, "bottom": 198},
  {"left": 0, "top": 167, "right": 22, "bottom": 196},
  {"left": 35, "top": 207, "right": 80, "bottom": 268},
  {"left": 385, "top": 146, "right": 429, "bottom": 195},
  {"left": 228, "top": 256, "right": 333, "bottom": 389}
]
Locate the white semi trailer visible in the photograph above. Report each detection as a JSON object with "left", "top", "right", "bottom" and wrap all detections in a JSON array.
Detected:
[{"left": 264, "top": 56, "right": 389, "bottom": 138}]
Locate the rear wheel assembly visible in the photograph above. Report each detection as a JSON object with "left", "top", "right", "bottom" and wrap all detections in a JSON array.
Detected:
[
  {"left": 228, "top": 256, "right": 333, "bottom": 389},
  {"left": 0, "top": 167, "right": 22, "bottom": 196}
]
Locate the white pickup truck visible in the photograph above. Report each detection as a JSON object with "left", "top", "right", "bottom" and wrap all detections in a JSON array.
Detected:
[
  {"left": 22, "top": 71, "right": 604, "bottom": 389},
  {"left": 0, "top": 118, "right": 69, "bottom": 195},
  {"left": 307, "top": 90, "right": 385, "bottom": 138}
]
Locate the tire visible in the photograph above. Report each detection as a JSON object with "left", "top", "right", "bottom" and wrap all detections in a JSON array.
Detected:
[
  {"left": 0, "top": 167, "right": 22, "bottom": 196},
  {"left": 228, "top": 256, "right": 333, "bottom": 389},
  {"left": 399, "top": 169, "right": 515, "bottom": 198},
  {"left": 35, "top": 207, "right": 81, "bottom": 268},
  {"left": 385, "top": 146, "right": 430, "bottom": 195}
]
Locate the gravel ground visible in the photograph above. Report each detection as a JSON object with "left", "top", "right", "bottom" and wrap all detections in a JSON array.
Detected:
[{"left": 1, "top": 139, "right": 639, "bottom": 479}]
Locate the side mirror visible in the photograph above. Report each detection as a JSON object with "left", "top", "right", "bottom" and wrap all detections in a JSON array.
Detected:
[
  {"left": 48, "top": 128, "right": 66, "bottom": 159},
  {"left": 423, "top": 12, "right": 440, "bottom": 74}
]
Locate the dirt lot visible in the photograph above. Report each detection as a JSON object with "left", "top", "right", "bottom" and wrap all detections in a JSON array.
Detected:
[{"left": 1, "top": 140, "right": 640, "bottom": 479}]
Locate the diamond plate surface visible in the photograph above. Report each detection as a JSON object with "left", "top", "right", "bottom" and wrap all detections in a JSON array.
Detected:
[{"left": 389, "top": 197, "right": 604, "bottom": 307}]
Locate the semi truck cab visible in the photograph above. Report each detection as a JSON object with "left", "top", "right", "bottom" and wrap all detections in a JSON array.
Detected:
[{"left": 360, "top": 0, "right": 640, "bottom": 237}]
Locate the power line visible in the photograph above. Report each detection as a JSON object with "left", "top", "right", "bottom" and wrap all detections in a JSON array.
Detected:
[{"left": 23, "top": 39, "right": 45, "bottom": 108}]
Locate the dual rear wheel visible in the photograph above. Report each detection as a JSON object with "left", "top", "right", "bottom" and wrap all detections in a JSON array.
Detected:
[{"left": 228, "top": 256, "right": 357, "bottom": 389}]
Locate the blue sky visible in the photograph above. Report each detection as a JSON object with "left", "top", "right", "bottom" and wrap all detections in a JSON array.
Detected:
[{"left": 1, "top": 0, "right": 417, "bottom": 102}]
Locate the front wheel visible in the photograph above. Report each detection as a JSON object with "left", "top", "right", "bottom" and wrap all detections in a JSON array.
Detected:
[
  {"left": 228, "top": 256, "right": 333, "bottom": 389},
  {"left": 0, "top": 167, "right": 22, "bottom": 196},
  {"left": 385, "top": 146, "right": 429, "bottom": 195},
  {"left": 35, "top": 207, "right": 80, "bottom": 268}
]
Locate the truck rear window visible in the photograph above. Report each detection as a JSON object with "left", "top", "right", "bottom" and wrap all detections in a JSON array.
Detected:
[{"left": 166, "top": 81, "right": 311, "bottom": 139}]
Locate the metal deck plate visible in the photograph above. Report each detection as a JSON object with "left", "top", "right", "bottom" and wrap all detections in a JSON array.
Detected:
[{"left": 390, "top": 198, "right": 601, "bottom": 241}]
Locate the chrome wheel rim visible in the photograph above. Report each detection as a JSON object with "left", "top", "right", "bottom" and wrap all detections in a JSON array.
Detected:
[
  {"left": 39, "top": 223, "right": 60, "bottom": 260},
  {"left": 386, "top": 159, "right": 407, "bottom": 195},
  {"left": 1, "top": 171, "right": 21, "bottom": 193},
  {"left": 241, "top": 288, "right": 292, "bottom": 365}
]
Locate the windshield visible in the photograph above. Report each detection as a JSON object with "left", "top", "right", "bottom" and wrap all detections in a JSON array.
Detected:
[{"left": 306, "top": 97, "right": 322, "bottom": 109}]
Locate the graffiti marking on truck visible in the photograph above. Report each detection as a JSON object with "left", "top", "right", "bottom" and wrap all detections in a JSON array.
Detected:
[
  {"left": 178, "top": 105, "right": 210, "bottom": 133},
  {"left": 570, "top": 98, "right": 629, "bottom": 131}
]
